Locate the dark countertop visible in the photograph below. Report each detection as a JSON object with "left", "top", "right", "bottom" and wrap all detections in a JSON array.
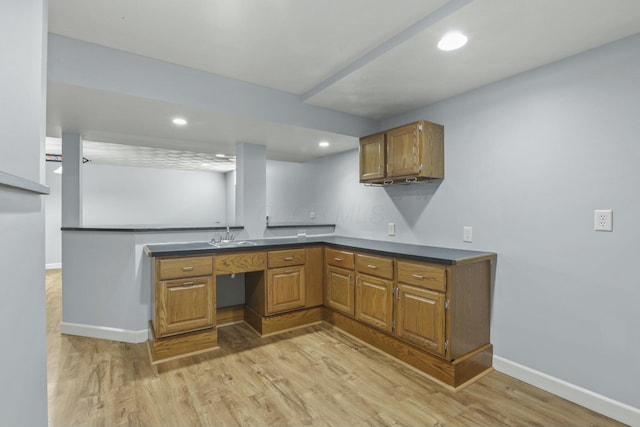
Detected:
[
  {"left": 61, "top": 225, "right": 245, "bottom": 233},
  {"left": 266, "top": 222, "right": 335, "bottom": 229},
  {"left": 145, "top": 236, "right": 495, "bottom": 266}
]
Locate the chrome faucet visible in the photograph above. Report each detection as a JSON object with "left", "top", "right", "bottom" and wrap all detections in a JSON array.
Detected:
[{"left": 212, "top": 226, "right": 235, "bottom": 243}]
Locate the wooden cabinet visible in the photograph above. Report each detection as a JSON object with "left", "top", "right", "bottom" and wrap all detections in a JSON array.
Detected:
[
  {"left": 151, "top": 255, "right": 216, "bottom": 339},
  {"left": 359, "top": 120, "right": 444, "bottom": 184},
  {"left": 326, "top": 265, "right": 354, "bottom": 315},
  {"left": 394, "top": 260, "right": 447, "bottom": 357},
  {"left": 325, "top": 248, "right": 355, "bottom": 315},
  {"left": 266, "top": 249, "right": 306, "bottom": 315},
  {"left": 359, "top": 133, "right": 385, "bottom": 182},
  {"left": 355, "top": 253, "right": 393, "bottom": 332},
  {"left": 355, "top": 273, "right": 393, "bottom": 332},
  {"left": 156, "top": 276, "right": 215, "bottom": 337},
  {"left": 395, "top": 284, "right": 446, "bottom": 356}
]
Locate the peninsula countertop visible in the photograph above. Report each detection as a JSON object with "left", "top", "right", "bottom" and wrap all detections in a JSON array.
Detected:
[{"left": 144, "top": 236, "right": 495, "bottom": 266}]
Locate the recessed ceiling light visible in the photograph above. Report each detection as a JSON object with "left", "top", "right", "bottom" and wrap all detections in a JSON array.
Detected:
[
  {"left": 319, "top": 141, "right": 330, "bottom": 148},
  {"left": 215, "top": 153, "right": 226, "bottom": 158},
  {"left": 172, "top": 117, "right": 187, "bottom": 125},
  {"left": 437, "top": 32, "right": 468, "bottom": 51}
]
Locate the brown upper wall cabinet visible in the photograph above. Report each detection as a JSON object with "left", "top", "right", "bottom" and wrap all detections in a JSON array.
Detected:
[{"left": 359, "top": 120, "right": 444, "bottom": 184}]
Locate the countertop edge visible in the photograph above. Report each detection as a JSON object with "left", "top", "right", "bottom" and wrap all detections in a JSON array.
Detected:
[
  {"left": 61, "top": 225, "right": 245, "bottom": 233},
  {"left": 266, "top": 223, "right": 336, "bottom": 229},
  {"left": 145, "top": 237, "right": 496, "bottom": 266}
]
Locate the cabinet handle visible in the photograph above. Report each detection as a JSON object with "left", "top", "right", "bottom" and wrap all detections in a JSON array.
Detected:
[
  {"left": 348, "top": 274, "right": 352, "bottom": 284},
  {"left": 356, "top": 276, "right": 360, "bottom": 287},
  {"left": 284, "top": 257, "right": 294, "bottom": 261},
  {"left": 411, "top": 274, "right": 425, "bottom": 280},
  {"left": 367, "top": 264, "right": 377, "bottom": 269},
  {"left": 170, "top": 283, "right": 205, "bottom": 291},
  {"left": 181, "top": 266, "right": 194, "bottom": 271},
  {"left": 333, "top": 257, "right": 343, "bottom": 262}
]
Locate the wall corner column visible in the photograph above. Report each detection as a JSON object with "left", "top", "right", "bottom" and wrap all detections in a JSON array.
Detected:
[
  {"left": 235, "top": 143, "right": 266, "bottom": 238},
  {"left": 61, "top": 133, "right": 83, "bottom": 227}
]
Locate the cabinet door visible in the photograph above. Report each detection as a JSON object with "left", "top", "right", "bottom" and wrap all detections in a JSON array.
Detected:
[
  {"left": 325, "top": 265, "right": 354, "bottom": 316},
  {"left": 156, "top": 276, "right": 215, "bottom": 337},
  {"left": 387, "top": 123, "right": 421, "bottom": 178},
  {"left": 266, "top": 265, "right": 306, "bottom": 315},
  {"left": 355, "top": 274, "right": 393, "bottom": 332},
  {"left": 359, "top": 133, "right": 386, "bottom": 182},
  {"left": 395, "top": 284, "right": 446, "bottom": 357}
]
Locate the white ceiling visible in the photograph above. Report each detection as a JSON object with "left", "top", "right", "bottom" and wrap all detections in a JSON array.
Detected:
[{"left": 47, "top": 0, "right": 640, "bottom": 170}]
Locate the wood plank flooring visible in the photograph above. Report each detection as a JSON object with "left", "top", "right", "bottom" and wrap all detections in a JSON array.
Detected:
[{"left": 46, "top": 270, "right": 623, "bottom": 426}]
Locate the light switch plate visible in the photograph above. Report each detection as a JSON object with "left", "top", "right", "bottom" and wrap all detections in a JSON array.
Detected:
[
  {"left": 463, "top": 226, "right": 473, "bottom": 242},
  {"left": 388, "top": 223, "right": 395, "bottom": 236}
]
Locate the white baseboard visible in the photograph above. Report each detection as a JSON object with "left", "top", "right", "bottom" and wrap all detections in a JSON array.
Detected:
[
  {"left": 493, "top": 355, "right": 640, "bottom": 426},
  {"left": 60, "top": 322, "right": 148, "bottom": 344},
  {"left": 46, "top": 263, "right": 62, "bottom": 270}
]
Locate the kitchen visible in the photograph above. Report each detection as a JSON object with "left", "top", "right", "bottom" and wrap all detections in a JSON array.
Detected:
[{"left": 3, "top": 1, "right": 640, "bottom": 426}]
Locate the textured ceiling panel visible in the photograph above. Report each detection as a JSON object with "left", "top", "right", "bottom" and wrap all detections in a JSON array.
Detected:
[{"left": 46, "top": 138, "right": 236, "bottom": 172}]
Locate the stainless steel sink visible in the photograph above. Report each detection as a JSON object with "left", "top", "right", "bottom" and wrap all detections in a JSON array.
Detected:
[{"left": 208, "top": 240, "right": 257, "bottom": 248}]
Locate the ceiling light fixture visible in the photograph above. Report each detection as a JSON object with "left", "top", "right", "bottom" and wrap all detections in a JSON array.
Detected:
[
  {"left": 172, "top": 117, "right": 187, "bottom": 126},
  {"left": 319, "top": 141, "right": 330, "bottom": 148},
  {"left": 437, "top": 32, "right": 468, "bottom": 51},
  {"left": 215, "top": 153, "right": 226, "bottom": 158}
]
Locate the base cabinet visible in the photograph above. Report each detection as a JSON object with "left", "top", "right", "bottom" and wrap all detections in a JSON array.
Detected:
[
  {"left": 325, "top": 265, "right": 354, "bottom": 315},
  {"left": 395, "top": 284, "right": 446, "bottom": 357},
  {"left": 156, "top": 276, "right": 215, "bottom": 337},
  {"left": 244, "top": 247, "right": 324, "bottom": 335},
  {"left": 149, "top": 255, "right": 217, "bottom": 363},
  {"left": 266, "top": 265, "right": 306, "bottom": 315},
  {"left": 355, "top": 274, "right": 393, "bottom": 332}
]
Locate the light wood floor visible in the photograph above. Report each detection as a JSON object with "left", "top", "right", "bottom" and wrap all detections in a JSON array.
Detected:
[{"left": 46, "top": 270, "right": 622, "bottom": 426}]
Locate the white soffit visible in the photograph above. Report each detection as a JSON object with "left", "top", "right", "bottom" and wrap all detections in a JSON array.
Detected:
[{"left": 46, "top": 83, "right": 358, "bottom": 169}]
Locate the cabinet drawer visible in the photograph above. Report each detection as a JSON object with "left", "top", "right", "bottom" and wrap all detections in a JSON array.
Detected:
[
  {"left": 158, "top": 256, "right": 213, "bottom": 280},
  {"left": 268, "top": 248, "right": 305, "bottom": 268},
  {"left": 326, "top": 248, "right": 355, "bottom": 269},
  {"left": 215, "top": 251, "right": 266, "bottom": 274},
  {"left": 356, "top": 253, "right": 393, "bottom": 279},
  {"left": 397, "top": 260, "right": 446, "bottom": 292}
]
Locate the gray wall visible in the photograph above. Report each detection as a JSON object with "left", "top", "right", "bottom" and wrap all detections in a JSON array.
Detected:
[
  {"left": 268, "top": 35, "right": 640, "bottom": 409},
  {"left": 82, "top": 163, "right": 226, "bottom": 226},
  {"left": 0, "top": 0, "right": 49, "bottom": 425},
  {"left": 45, "top": 162, "right": 227, "bottom": 265},
  {"left": 266, "top": 160, "right": 318, "bottom": 223}
]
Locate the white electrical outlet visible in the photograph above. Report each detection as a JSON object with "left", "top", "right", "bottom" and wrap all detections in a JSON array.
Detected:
[
  {"left": 594, "top": 210, "right": 613, "bottom": 231},
  {"left": 463, "top": 226, "right": 473, "bottom": 242},
  {"left": 309, "top": 211, "right": 316, "bottom": 219},
  {"left": 388, "top": 223, "right": 395, "bottom": 236}
]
